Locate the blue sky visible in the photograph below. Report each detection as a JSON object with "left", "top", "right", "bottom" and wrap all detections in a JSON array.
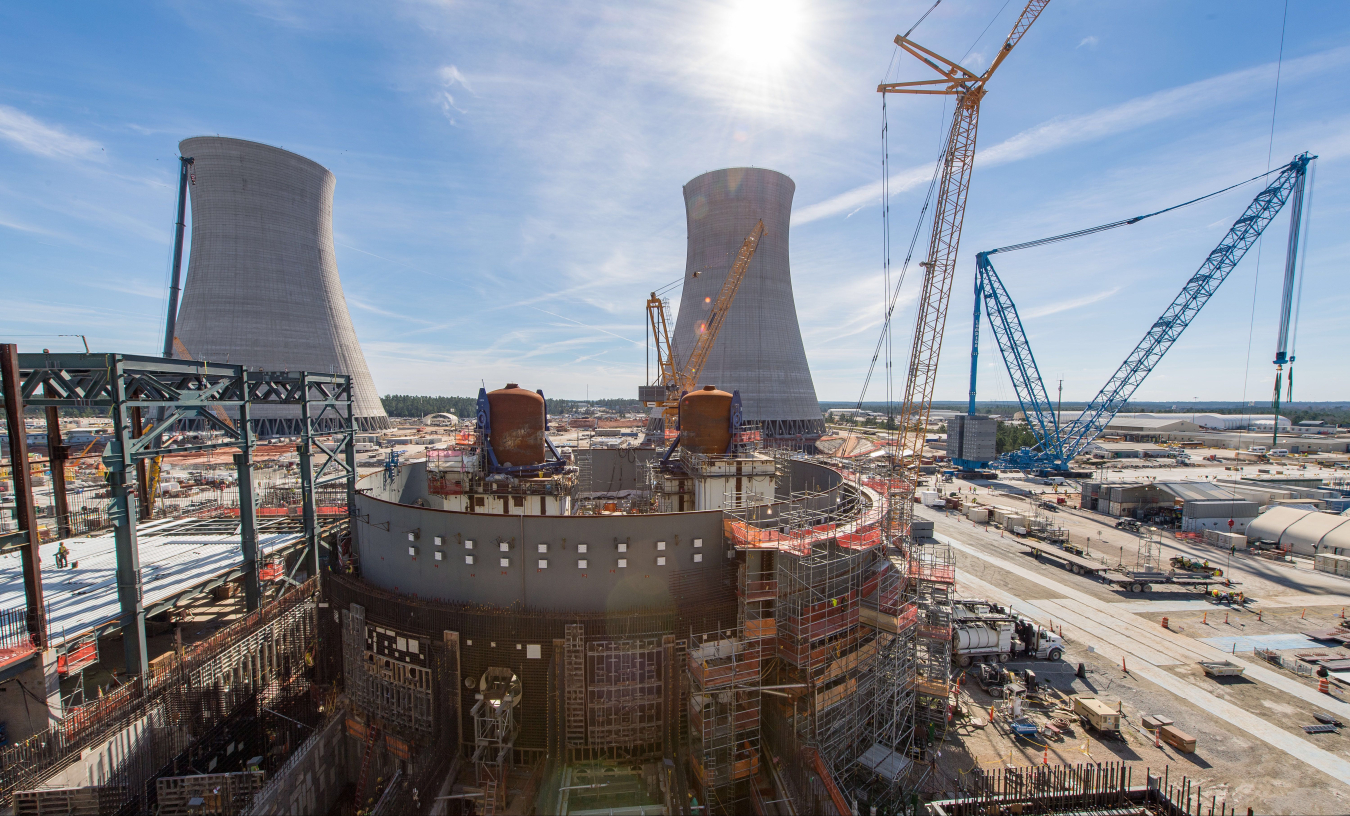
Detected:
[{"left": 2, "top": 1, "right": 1348, "bottom": 404}]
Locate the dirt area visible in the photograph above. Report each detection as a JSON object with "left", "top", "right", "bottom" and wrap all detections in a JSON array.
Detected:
[
  {"left": 922, "top": 481, "right": 1350, "bottom": 816},
  {"left": 933, "top": 647, "right": 1350, "bottom": 815}
]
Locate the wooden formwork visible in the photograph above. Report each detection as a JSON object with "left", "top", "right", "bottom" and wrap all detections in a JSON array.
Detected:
[
  {"left": 13, "top": 788, "right": 101, "bottom": 816},
  {"left": 688, "top": 648, "right": 760, "bottom": 691}
]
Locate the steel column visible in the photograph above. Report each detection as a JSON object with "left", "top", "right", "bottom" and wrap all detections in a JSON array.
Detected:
[
  {"left": 106, "top": 356, "right": 147, "bottom": 674},
  {"left": 130, "top": 407, "right": 151, "bottom": 522},
  {"left": 43, "top": 387, "right": 71, "bottom": 540},
  {"left": 344, "top": 375, "right": 358, "bottom": 534},
  {"left": 1, "top": 345, "right": 47, "bottom": 649},
  {"left": 235, "top": 374, "right": 261, "bottom": 610},
  {"left": 298, "top": 373, "right": 319, "bottom": 576}
]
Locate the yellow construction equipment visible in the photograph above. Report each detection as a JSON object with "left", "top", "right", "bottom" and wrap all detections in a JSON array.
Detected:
[
  {"left": 879, "top": 0, "right": 1049, "bottom": 515},
  {"left": 644, "top": 220, "right": 765, "bottom": 440}
]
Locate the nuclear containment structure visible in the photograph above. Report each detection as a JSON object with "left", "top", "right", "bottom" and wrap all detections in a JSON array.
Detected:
[
  {"left": 173, "top": 136, "right": 390, "bottom": 433},
  {"left": 670, "top": 168, "right": 824, "bottom": 444}
]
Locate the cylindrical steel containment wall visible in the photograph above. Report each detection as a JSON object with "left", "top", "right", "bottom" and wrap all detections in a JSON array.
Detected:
[
  {"left": 174, "top": 136, "right": 389, "bottom": 430},
  {"left": 679, "top": 386, "right": 732, "bottom": 454},
  {"left": 671, "top": 168, "right": 824, "bottom": 441},
  {"left": 488, "top": 384, "right": 546, "bottom": 467}
]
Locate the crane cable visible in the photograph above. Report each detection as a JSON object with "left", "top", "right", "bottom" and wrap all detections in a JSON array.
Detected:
[{"left": 983, "top": 164, "right": 1286, "bottom": 257}]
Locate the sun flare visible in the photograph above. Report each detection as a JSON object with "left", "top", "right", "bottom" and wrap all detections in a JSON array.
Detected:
[{"left": 718, "top": 0, "right": 805, "bottom": 73}]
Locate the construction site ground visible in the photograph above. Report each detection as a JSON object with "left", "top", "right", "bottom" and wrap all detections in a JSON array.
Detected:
[{"left": 918, "top": 480, "right": 1350, "bottom": 816}]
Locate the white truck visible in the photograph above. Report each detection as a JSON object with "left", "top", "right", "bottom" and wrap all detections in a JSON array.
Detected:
[
  {"left": 953, "top": 620, "right": 1014, "bottom": 667},
  {"left": 1013, "top": 617, "right": 1065, "bottom": 662},
  {"left": 951, "top": 601, "right": 1066, "bottom": 667}
]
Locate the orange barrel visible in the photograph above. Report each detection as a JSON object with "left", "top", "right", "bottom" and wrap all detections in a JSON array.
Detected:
[
  {"left": 679, "top": 386, "right": 733, "bottom": 454},
  {"left": 487, "top": 384, "right": 545, "bottom": 467}
]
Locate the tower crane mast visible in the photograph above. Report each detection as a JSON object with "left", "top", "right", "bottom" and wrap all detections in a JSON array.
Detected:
[{"left": 878, "top": 0, "right": 1050, "bottom": 518}]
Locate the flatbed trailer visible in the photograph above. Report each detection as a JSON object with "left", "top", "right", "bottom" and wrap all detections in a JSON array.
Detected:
[
  {"left": 1020, "top": 543, "right": 1239, "bottom": 592},
  {"left": 1021, "top": 541, "right": 1108, "bottom": 576},
  {"left": 1100, "top": 570, "right": 1239, "bottom": 593}
]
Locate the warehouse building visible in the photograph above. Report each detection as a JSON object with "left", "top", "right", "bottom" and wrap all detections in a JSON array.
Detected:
[
  {"left": 1246, "top": 506, "right": 1350, "bottom": 557},
  {"left": 1080, "top": 481, "right": 1259, "bottom": 532}
]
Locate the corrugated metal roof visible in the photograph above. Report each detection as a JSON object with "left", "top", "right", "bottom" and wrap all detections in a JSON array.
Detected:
[
  {"left": 1156, "top": 481, "right": 1248, "bottom": 502},
  {"left": 0, "top": 517, "right": 303, "bottom": 648}
]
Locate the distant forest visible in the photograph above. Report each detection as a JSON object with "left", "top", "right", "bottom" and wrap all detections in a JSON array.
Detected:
[
  {"left": 381, "top": 394, "right": 643, "bottom": 418},
  {"left": 824, "top": 401, "right": 1350, "bottom": 427}
]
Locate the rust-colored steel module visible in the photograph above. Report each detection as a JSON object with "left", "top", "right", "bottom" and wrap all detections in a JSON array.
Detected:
[
  {"left": 487, "top": 383, "right": 546, "bottom": 467},
  {"left": 680, "top": 386, "right": 732, "bottom": 454}
]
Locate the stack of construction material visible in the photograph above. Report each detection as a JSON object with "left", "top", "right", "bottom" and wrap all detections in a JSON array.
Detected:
[
  {"left": 1315, "top": 553, "right": 1350, "bottom": 577},
  {"left": 1203, "top": 529, "right": 1248, "bottom": 549}
]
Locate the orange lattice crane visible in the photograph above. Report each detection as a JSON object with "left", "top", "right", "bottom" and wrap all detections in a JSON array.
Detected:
[
  {"left": 644, "top": 220, "right": 765, "bottom": 439},
  {"left": 878, "top": 0, "right": 1049, "bottom": 505}
]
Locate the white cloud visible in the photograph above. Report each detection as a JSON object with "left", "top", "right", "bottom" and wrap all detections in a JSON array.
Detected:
[
  {"left": 438, "top": 64, "right": 476, "bottom": 94},
  {"left": 436, "top": 64, "right": 475, "bottom": 121},
  {"left": 0, "top": 105, "right": 102, "bottom": 159},
  {"left": 1077, "top": 36, "right": 1099, "bottom": 49},
  {"left": 1021, "top": 286, "right": 1121, "bottom": 319}
]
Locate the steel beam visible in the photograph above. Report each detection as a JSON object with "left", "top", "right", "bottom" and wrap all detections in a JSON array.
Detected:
[{"left": 1, "top": 344, "right": 47, "bottom": 649}]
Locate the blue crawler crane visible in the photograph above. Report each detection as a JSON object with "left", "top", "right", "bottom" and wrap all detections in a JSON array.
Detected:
[{"left": 956, "top": 153, "right": 1315, "bottom": 472}]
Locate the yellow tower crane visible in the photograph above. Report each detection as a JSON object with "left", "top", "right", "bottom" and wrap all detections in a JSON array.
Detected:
[
  {"left": 644, "top": 219, "right": 766, "bottom": 441},
  {"left": 879, "top": 0, "right": 1049, "bottom": 512}
]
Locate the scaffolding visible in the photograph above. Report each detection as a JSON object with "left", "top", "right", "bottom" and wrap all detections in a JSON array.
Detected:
[
  {"left": 471, "top": 667, "right": 521, "bottom": 816},
  {"left": 716, "top": 467, "right": 917, "bottom": 809},
  {"left": 686, "top": 632, "right": 762, "bottom": 812}
]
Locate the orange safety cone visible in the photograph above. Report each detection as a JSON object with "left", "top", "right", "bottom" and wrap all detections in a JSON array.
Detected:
[
  {"left": 1258, "top": 610, "right": 1263, "bottom": 622},
  {"left": 1320, "top": 677, "right": 1330, "bottom": 694},
  {"left": 1302, "top": 608, "right": 1307, "bottom": 619},
  {"left": 1043, "top": 747, "right": 1049, "bottom": 765},
  {"left": 1122, "top": 656, "right": 1128, "bottom": 673},
  {"left": 1161, "top": 617, "right": 1169, "bottom": 630},
  {"left": 1202, "top": 612, "right": 1207, "bottom": 625}
]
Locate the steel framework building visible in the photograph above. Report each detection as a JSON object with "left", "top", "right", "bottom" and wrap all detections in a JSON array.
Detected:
[
  {"left": 174, "top": 136, "right": 389, "bottom": 433},
  {"left": 670, "top": 168, "right": 825, "bottom": 444}
]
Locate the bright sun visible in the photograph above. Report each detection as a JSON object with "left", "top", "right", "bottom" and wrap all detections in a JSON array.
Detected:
[{"left": 718, "top": 0, "right": 805, "bottom": 73}]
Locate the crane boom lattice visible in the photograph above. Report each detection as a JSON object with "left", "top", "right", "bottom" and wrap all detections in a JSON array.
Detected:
[{"left": 968, "top": 152, "right": 1314, "bottom": 470}]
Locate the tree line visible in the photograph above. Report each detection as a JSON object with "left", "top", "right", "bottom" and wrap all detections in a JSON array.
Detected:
[{"left": 380, "top": 394, "right": 643, "bottom": 418}]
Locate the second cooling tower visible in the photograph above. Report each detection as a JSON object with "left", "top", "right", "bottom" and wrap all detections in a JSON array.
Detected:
[
  {"left": 173, "top": 136, "right": 389, "bottom": 433},
  {"left": 670, "top": 168, "right": 824, "bottom": 443}
]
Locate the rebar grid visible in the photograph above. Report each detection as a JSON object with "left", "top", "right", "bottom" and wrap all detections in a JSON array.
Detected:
[{"left": 1, "top": 578, "right": 319, "bottom": 813}]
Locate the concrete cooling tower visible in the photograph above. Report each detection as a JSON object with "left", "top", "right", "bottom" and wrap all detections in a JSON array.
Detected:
[
  {"left": 174, "top": 136, "right": 389, "bottom": 433},
  {"left": 670, "top": 168, "right": 824, "bottom": 444}
]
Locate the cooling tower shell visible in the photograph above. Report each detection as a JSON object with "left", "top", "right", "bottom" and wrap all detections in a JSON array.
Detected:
[
  {"left": 173, "top": 136, "right": 389, "bottom": 433},
  {"left": 670, "top": 168, "right": 824, "bottom": 443}
]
